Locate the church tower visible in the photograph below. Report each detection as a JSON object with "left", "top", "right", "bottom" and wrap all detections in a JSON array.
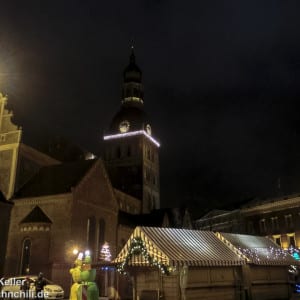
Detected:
[
  {"left": 103, "top": 49, "right": 160, "bottom": 213},
  {"left": 0, "top": 93, "right": 22, "bottom": 199}
]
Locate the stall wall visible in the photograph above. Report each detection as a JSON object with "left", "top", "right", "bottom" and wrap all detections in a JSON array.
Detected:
[
  {"left": 249, "top": 265, "right": 292, "bottom": 300},
  {"left": 185, "top": 267, "right": 242, "bottom": 300}
]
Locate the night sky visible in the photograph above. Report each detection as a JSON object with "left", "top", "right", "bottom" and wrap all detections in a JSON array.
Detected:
[{"left": 1, "top": 1, "right": 300, "bottom": 217}]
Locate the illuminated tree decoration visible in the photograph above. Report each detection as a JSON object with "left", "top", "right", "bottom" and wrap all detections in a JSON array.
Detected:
[
  {"left": 99, "top": 242, "right": 112, "bottom": 262},
  {"left": 116, "top": 237, "right": 169, "bottom": 275}
]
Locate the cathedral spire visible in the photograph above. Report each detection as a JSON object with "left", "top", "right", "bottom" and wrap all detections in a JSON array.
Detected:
[
  {"left": 130, "top": 45, "right": 135, "bottom": 64},
  {"left": 122, "top": 47, "right": 144, "bottom": 105}
]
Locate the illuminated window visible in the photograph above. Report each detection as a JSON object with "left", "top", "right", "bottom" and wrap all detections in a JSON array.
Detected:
[
  {"left": 285, "top": 214, "right": 293, "bottom": 229},
  {"left": 287, "top": 233, "right": 296, "bottom": 247},
  {"left": 259, "top": 219, "right": 267, "bottom": 232},
  {"left": 273, "top": 235, "right": 281, "bottom": 247}
]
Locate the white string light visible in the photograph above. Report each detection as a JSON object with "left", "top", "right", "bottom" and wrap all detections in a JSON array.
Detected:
[{"left": 103, "top": 130, "right": 160, "bottom": 147}]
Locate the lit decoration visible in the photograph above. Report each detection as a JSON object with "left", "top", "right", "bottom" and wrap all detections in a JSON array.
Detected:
[
  {"left": 103, "top": 130, "right": 160, "bottom": 147},
  {"left": 99, "top": 242, "right": 112, "bottom": 262},
  {"left": 237, "top": 246, "right": 292, "bottom": 264},
  {"left": 287, "top": 245, "right": 300, "bottom": 261},
  {"left": 116, "top": 237, "right": 169, "bottom": 275}
]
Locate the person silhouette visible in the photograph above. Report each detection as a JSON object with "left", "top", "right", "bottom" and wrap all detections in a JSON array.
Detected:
[{"left": 35, "top": 273, "right": 46, "bottom": 299}]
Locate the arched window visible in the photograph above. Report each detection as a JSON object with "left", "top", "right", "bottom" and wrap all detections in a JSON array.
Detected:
[
  {"left": 98, "top": 218, "right": 106, "bottom": 250},
  {"left": 20, "top": 238, "right": 31, "bottom": 275},
  {"left": 87, "top": 217, "right": 96, "bottom": 254}
]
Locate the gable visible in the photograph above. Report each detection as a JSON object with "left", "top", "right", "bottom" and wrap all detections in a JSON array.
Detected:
[{"left": 73, "top": 159, "right": 118, "bottom": 211}]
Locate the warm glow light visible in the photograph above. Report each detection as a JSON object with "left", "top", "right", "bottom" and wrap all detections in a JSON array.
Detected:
[
  {"left": 72, "top": 248, "right": 79, "bottom": 255},
  {"left": 103, "top": 130, "right": 160, "bottom": 147}
]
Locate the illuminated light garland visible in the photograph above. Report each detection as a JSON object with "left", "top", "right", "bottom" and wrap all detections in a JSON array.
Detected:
[
  {"left": 116, "top": 237, "right": 169, "bottom": 275},
  {"left": 103, "top": 130, "right": 160, "bottom": 147},
  {"left": 237, "top": 246, "right": 292, "bottom": 263}
]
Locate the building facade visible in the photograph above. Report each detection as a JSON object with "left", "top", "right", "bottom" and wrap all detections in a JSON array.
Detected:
[
  {"left": 195, "top": 194, "right": 300, "bottom": 251},
  {"left": 0, "top": 93, "right": 22, "bottom": 200}
]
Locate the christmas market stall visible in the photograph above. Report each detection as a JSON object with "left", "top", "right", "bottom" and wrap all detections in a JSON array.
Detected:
[
  {"left": 114, "top": 226, "right": 246, "bottom": 300},
  {"left": 114, "top": 227, "right": 298, "bottom": 300},
  {"left": 219, "top": 232, "right": 299, "bottom": 300}
]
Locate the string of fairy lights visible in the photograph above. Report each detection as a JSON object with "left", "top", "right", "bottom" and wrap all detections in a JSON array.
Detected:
[
  {"left": 238, "top": 246, "right": 291, "bottom": 262},
  {"left": 116, "top": 237, "right": 169, "bottom": 275}
]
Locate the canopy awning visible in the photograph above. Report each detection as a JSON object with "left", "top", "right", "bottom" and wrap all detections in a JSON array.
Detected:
[
  {"left": 114, "top": 227, "right": 246, "bottom": 270},
  {"left": 219, "top": 232, "right": 300, "bottom": 266}
]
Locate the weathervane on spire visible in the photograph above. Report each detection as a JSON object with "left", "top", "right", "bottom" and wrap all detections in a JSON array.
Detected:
[{"left": 130, "top": 40, "right": 135, "bottom": 63}]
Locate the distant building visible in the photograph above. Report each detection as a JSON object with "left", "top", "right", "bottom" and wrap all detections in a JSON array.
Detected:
[{"left": 195, "top": 194, "right": 300, "bottom": 250}]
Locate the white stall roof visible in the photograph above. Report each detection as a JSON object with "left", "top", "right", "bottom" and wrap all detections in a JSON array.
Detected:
[
  {"left": 115, "top": 227, "right": 246, "bottom": 268},
  {"left": 220, "top": 232, "right": 298, "bottom": 266}
]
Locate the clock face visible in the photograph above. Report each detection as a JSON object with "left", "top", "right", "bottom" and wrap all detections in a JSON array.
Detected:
[
  {"left": 146, "top": 124, "right": 152, "bottom": 135},
  {"left": 119, "top": 120, "right": 130, "bottom": 133}
]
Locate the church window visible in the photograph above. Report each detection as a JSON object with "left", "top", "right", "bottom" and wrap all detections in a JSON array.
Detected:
[
  {"left": 98, "top": 218, "right": 106, "bottom": 251},
  {"left": 87, "top": 217, "right": 96, "bottom": 255},
  {"left": 20, "top": 238, "right": 31, "bottom": 275}
]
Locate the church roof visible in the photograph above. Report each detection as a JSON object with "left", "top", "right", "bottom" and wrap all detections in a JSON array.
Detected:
[
  {"left": 118, "top": 210, "right": 165, "bottom": 228},
  {"left": 14, "top": 159, "right": 97, "bottom": 198},
  {"left": 20, "top": 206, "right": 52, "bottom": 224},
  {"left": 118, "top": 208, "right": 192, "bottom": 228}
]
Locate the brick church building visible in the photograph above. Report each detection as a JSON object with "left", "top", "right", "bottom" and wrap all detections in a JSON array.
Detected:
[{"left": 0, "top": 50, "right": 191, "bottom": 296}]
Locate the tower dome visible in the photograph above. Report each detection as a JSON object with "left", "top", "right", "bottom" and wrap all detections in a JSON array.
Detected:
[
  {"left": 107, "top": 48, "right": 152, "bottom": 135},
  {"left": 121, "top": 47, "right": 144, "bottom": 105},
  {"left": 123, "top": 49, "right": 142, "bottom": 83}
]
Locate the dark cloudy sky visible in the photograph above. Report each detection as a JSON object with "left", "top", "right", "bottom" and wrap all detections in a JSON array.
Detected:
[{"left": 1, "top": 1, "right": 300, "bottom": 216}]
